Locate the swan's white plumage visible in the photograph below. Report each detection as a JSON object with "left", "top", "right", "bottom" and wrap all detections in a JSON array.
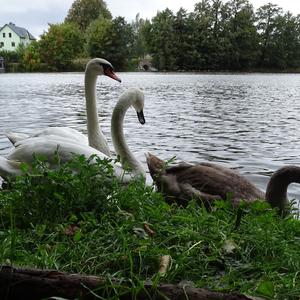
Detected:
[
  {"left": 6, "top": 58, "right": 121, "bottom": 156},
  {"left": 7, "top": 128, "right": 88, "bottom": 145},
  {"left": 6, "top": 132, "right": 30, "bottom": 145},
  {"left": 0, "top": 88, "right": 145, "bottom": 183},
  {"left": 7, "top": 136, "right": 130, "bottom": 181}
]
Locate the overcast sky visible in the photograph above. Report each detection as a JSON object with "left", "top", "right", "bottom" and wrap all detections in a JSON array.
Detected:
[{"left": 1, "top": 0, "right": 300, "bottom": 39}]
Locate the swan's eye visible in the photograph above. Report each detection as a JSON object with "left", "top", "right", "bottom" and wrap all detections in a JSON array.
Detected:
[
  {"left": 103, "top": 65, "right": 121, "bottom": 82},
  {"left": 102, "top": 64, "right": 113, "bottom": 71}
]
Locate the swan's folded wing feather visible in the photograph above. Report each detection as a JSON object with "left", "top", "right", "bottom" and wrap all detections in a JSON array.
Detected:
[
  {"left": 6, "top": 136, "right": 133, "bottom": 183},
  {"left": 197, "top": 162, "right": 244, "bottom": 178},
  {"left": 6, "top": 132, "right": 29, "bottom": 145},
  {"left": 173, "top": 164, "right": 264, "bottom": 201},
  {"left": 31, "top": 127, "right": 88, "bottom": 144},
  {"left": 7, "top": 127, "right": 89, "bottom": 148},
  {"left": 172, "top": 165, "right": 233, "bottom": 198},
  {"left": 165, "top": 163, "right": 193, "bottom": 174},
  {"left": 0, "top": 156, "right": 22, "bottom": 177}
]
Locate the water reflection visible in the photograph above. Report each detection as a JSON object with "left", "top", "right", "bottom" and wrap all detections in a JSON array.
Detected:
[{"left": 0, "top": 72, "right": 300, "bottom": 203}]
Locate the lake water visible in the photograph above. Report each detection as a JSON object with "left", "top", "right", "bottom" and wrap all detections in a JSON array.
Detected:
[{"left": 0, "top": 72, "right": 300, "bottom": 203}]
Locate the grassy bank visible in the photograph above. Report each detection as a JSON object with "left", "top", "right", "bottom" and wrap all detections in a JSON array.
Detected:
[{"left": 0, "top": 155, "right": 299, "bottom": 299}]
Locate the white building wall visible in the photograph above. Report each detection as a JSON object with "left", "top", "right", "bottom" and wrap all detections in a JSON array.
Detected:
[{"left": 0, "top": 25, "right": 30, "bottom": 51}]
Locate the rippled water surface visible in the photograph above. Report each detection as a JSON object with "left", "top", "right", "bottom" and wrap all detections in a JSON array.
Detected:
[{"left": 1, "top": 72, "right": 300, "bottom": 203}]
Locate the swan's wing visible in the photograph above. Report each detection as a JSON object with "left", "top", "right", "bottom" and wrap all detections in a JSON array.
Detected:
[
  {"left": 197, "top": 162, "right": 242, "bottom": 177},
  {"left": 11, "top": 136, "right": 104, "bottom": 162},
  {"left": 31, "top": 127, "right": 88, "bottom": 145},
  {"left": 172, "top": 164, "right": 263, "bottom": 201},
  {"left": 14, "top": 133, "right": 86, "bottom": 148},
  {"left": 165, "top": 163, "right": 193, "bottom": 174},
  {"left": 0, "top": 156, "right": 22, "bottom": 177},
  {"left": 178, "top": 182, "right": 222, "bottom": 207},
  {"left": 7, "top": 127, "right": 89, "bottom": 148},
  {"left": 6, "top": 132, "right": 30, "bottom": 145},
  {"left": 169, "top": 165, "right": 229, "bottom": 195},
  {"left": 157, "top": 173, "right": 221, "bottom": 208},
  {"left": 7, "top": 136, "right": 130, "bottom": 182}
]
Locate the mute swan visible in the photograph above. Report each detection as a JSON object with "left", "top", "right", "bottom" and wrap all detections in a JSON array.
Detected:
[
  {"left": 146, "top": 153, "right": 300, "bottom": 215},
  {"left": 6, "top": 58, "right": 121, "bottom": 157},
  {"left": 0, "top": 88, "right": 145, "bottom": 183}
]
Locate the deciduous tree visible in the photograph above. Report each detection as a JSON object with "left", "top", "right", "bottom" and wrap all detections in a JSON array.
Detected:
[
  {"left": 21, "top": 41, "right": 42, "bottom": 71},
  {"left": 147, "top": 9, "right": 176, "bottom": 70},
  {"left": 256, "top": 3, "right": 283, "bottom": 67},
  {"left": 173, "top": 8, "right": 196, "bottom": 70},
  {"left": 86, "top": 17, "right": 133, "bottom": 70},
  {"left": 130, "top": 14, "right": 148, "bottom": 59},
  {"left": 65, "top": 0, "right": 111, "bottom": 31},
  {"left": 223, "top": 0, "right": 259, "bottom": 69},
  {"left": 39, "top": 23, "right": 84, "bottom": 71}
]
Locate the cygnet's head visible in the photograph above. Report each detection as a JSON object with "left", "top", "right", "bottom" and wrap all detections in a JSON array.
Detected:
[{"left": 86, "top": 58, "right": 121, "bottom": 82}]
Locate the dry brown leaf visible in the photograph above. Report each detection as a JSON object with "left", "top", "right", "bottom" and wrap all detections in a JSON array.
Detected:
[
  {"left": 143, "top": 223, "right": 155, "bottom": 236},
  {"left": 64, "top": 224, "right": 79, "bottom": 237}
]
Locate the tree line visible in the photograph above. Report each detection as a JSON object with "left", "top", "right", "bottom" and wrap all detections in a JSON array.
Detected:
[
  {"left": 145, "top": 0, "right": 300, "bottom": 71},
  {"left": 1, "top": 0, "right": 300, "bottom": 72}
]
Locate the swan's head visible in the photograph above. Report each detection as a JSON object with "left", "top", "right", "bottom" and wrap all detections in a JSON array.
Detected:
[
  {"left": 86, "top": 58, "right": 121, "bottom": 82},
  {"left": 130, "top": 88, "right": 145, "bottom": 125},
  {"left": 117, "top": 88, "right": 146, "bottom": 124}
]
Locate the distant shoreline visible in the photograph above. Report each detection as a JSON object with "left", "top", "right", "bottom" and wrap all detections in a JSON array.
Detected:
[{"left": 3, "top": 61, "right": 300, "bottom": 74}]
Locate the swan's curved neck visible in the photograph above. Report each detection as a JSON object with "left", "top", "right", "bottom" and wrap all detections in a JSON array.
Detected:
[
  {"left": 111, "top": 98, "right": 145, "bottom": 180},
  {"left": 85, "top": 70, "right": 110, "bottom": 156},
  {"left": 265, "top": 166, "right": 300, "bottom": 215}
]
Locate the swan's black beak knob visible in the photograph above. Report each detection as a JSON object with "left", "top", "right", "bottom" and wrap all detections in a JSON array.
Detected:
[
  {"left": 104, "top": 68, "right": 122, "bottom": 82},
  {"left": 137, "top": 110, "right": 145, "bottom": 125}
]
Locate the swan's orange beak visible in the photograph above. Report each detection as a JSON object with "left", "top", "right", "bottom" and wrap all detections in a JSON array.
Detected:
[{"left": 104, "top": 68, "right": 122, "bottom": 83}]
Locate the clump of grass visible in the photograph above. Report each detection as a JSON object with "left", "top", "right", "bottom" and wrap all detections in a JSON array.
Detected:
[
  {"left": 0, "top": 154, "right": 120, "bottom": 227},
  {"left": 0, "top": 155, "right": 299, "bottom": 299}
]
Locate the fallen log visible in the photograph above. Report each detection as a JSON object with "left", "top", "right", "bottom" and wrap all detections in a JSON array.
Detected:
[{"left": 0, "top": 265, "right": 255, "bottom": 300}]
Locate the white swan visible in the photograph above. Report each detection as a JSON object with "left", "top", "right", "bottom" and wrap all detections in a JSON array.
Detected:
[
  {"left": 6, "top": 58, "right": 121, "bottom": 157},
  {"left": 0, "top": 88, "right": 146, "bottom": 183}
]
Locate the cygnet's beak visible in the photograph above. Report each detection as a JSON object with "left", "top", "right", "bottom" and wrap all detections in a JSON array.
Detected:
[{"left": 137, "top": 110, "right": 145, "bottom": 125}]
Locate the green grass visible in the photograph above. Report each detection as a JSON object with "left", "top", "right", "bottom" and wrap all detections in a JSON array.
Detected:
[{"left": 0, "top": 155, "right": 299, "bottom": 299}]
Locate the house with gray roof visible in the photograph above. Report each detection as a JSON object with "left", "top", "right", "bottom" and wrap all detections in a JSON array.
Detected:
[{"left": 0, "top": 22, "right": 36, "bottom": 52}]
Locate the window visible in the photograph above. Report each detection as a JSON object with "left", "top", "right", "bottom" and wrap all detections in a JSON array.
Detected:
[
  {"left": 0, "top": 42, "right": 4, "bottom": 48},
  {"left": 2, "top": 33, "right": 5, "bottom": 38},
  {"left": 12, "top": 42, "right": 15, "bottom": 47},
  {"left": 9, "top": 33, "right": 12, "bottom": 38}
]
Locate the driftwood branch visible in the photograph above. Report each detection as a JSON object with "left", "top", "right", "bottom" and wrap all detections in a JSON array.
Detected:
[{"left": 0, "top": 265, "right": 254, "bottom": 300}]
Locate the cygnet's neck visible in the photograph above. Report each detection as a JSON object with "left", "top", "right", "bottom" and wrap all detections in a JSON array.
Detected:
[
  {"left": 266, "top": 166, "right": 300, "bottom": 215},
  {"left": 111, "top": 96, "right": 145, "bottom": 180},
  {"left": 85, "top": 70, "right": 110, "bottom": 156}
]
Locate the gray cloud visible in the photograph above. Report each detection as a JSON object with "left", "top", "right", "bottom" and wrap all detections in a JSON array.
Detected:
[
  {"left": 106, "top": 0, "right": 197, "bottom": 20},
  {"left": 1, "top": 0, "right": 73, "bottom": 38}
]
